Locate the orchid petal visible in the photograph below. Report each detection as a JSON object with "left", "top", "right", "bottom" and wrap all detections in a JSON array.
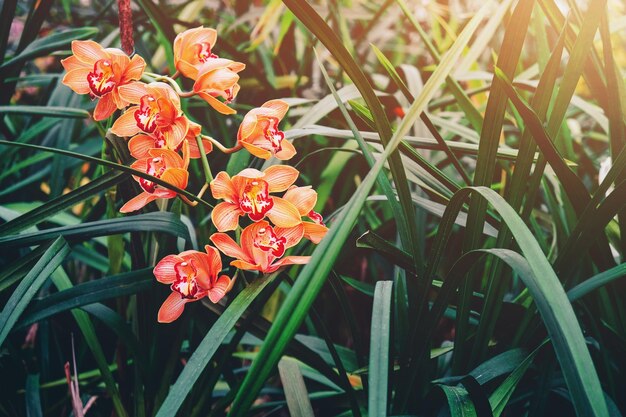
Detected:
[
  {"left": 210, "top": 232, "right": 249, "bottom": 261},
  {"left": 110, "top": 107, "right": 142, "bottom": 137},
  {"left": 154, "top": 254, "right": 185, "bottom": 284},
  {"left": 266, "top": 197, "right": 301, "bottom": 228},
  {"left": 157, "top": 292, "right": 190, "bottom": 323},
  {"left": 211, "top": 202, "right": 242, "bottom": 232},
  {"left": 119, "top": 192, "right": 159, "bottom": 213},
  {"left": 207, "top": 275, "right": 231, "bottom": 303},
  {"left": 61, "top": 68, "right": 91, "bottom": 95},
  {"left": 93, "top": 93, "right": 117, "bottom": 121},
  {"left": 283, "top": 186, "right": 317, "bottom": 215},
  {"left": 210, "top": 171, "right": 236, "bottom": 201},
  {"left": 263, "top": 165, "right": 299, "bottom": 192}
]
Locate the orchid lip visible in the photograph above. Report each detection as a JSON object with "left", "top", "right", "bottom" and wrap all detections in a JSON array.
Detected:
[
  {"left": 253, "top": 225, "right": 286, "bottom": 257},
  {"left": 197, "top": 42, "right": 218, "bottom": 63},
  {"left": 87, "top": 59, "right": 116, "bottom": 98},
  {"left": 172, "top": 259, "right": 201, "bottom": 299},
  {"left": 135, "top": 94, "right": 159, "bottom": 133},
  {"left": 240, "top": 179, "right": 273, "bottom": 221},
  {"left": 139, "top": 156, "right": 166, "bottom": 193},
  {"left": 261, "top": 117, "right": 284, "bottom": 152}
]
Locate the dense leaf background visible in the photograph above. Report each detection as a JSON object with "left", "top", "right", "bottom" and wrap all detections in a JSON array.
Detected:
[{"left": 0, "top": 0, "right": 625, "bottom": 416}]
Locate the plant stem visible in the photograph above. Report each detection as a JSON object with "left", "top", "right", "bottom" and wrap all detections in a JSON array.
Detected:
[
  {"left": 195, "top": 136, "right": 214, "bottom": 183},
  {"left": 201, "top": 135, "right": 243, "bottom": 154}
]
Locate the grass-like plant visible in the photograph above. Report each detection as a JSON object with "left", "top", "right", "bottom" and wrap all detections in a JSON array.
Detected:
[{"left": 0, "top": 0, "right": 624, "bottom": 416}]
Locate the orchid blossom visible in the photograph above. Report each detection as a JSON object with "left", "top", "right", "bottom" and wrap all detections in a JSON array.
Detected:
[
  {"left": 238, "top": 99, "right": 295, "bottom": 160},
  {"left": 154, "top": 245, "right": 233, "bottom": 323},
  {"left": 127, "top": 120, "right": 212, "bottom": 159},
  {"left": 210, "top": 165, "right": 302, "bottom": 231},
  {"left": 120, "top": 144, "right": 189, "bottom": 213},
  {"left": 173, "top": 26, "right": 218, "bottom": 80},
  {"left": 110, "top": 82, "right": 189, "bottom": 151},
  {"left": 61, "top": 40, "right": 146, "bottom": 120},
  {"left": 211, "top": 221, "right": 309, "bottom": 274},
  {"left": 193, "top": 58, "right": 245, "bottom": 115},
  {"left": 283, "top": 186, "right": 328, "bottom": 244}
]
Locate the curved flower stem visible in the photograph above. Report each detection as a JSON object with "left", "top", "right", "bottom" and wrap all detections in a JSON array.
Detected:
[
  {"left": 195, "top": 136, "right": 214, "bottom": 184},
  {"left": 201, "top": 134, "right": 243, "bottom": 154},
  {"left": 179, "top": 194, "right": 198, "bottom": 207},
  {"left": 178, "top": 184, "right": 208, "bottom": 207},
  {"left": 178, "top": 91, "right": 195, "bottom": 98},
  {"left": 197, "top": 182, "right": 209, "bottom": 199},
  {"left": 143, "top": 72, "right": 184, "bottom": 94},
  {"left": 150, "top": 198, "right": 169, "bottom": 265},
  {"left": 171, "top": 70, "right": 180, "bottom": 80}
]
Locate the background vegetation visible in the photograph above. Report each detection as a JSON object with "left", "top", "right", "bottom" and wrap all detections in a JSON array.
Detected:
[{"left": 0, "top": 0, "right": 625, "bottom": 416}]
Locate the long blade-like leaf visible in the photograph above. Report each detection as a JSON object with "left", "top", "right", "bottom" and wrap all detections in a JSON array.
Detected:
[
  {"left": 368, "top": 281, "right": 393, "bottom": 417},
  {"left": 227, "top": 3, "right": 489, "bottom": 414},
  {"left": 0, "top": 236, "right": 69, "bottom": 346}
]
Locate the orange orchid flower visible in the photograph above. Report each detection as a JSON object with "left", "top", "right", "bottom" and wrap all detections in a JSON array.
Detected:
[
  {"left": 210, "top": 165, "right": 302, "bottom": 232},
  {"left": 238, "top": 99, "right": 296, "bottom": 160},
  {"left": 127, "top": 120, "right": 213, "bottom": 159},
  {"left": 153, "top": 245, "right": 233, "bottom": 323},
  {"left": 61, "top": 40, "right": 146, "bottom": 121},
  {"left": 110, "top": 82, "right": 189, "bottom": 151},
  {"left": 193, "top": 58, "right": 245, "bottom": 115},
  {"left": 283, "top": 186, "right": 328, "bottom": 244},
  {"left": 120, "top": 144, "right": 189, "bottom": 213},
  {"left": 173, "top": 26, "right": 218, "bottom": 80},
  {"left": 211, "top": 221, "right": 310, "bottom": 274}
]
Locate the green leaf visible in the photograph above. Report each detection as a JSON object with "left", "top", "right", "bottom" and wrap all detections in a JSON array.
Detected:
[
  {"left": 357, "top": 230, "right": 415, "bottom": 274},
  {"left": 81, "top": 304, "right": 146, "bottom": 377},
  {"left": 316, "top": 53, "right": 409, "bottom": 263},
  {"left": 443, "top": 188, "right": 608, "bottom": 417},
  {"left": 0, "top": 170, "right": 126, "bottom": 236},
  {"left": 0, "top": 211, "right": 190, "bottom": 248},
  {"left": 154, "top": 273, "right": 278, "bottom": 417},
  {"left": 282, "top": 0, "right": 424, "bottom": 276},
  {"left": 0, "top": 140, "right": 212, "bottom": 209},
  {"left": 278, "top": 357, "right": 315, "bottom": 417},
  {"left": 25, "top": 374, "right": 43, "bottom": 417},
  {"left": 523, "top": 0, "right": 609, "bottom": 218},
  {"left": 371, "top": 44, "right": 471, "bottom": 185},
  {"left": 369, "top": 281, "right": 393, "bottom": 417},
  {"left": 0, "top": 243, "right": 49, "bottom": 292},
  {"left": 469, "top": 23, "right": 566, "bottom": 367},
  {"left": 227, "top": 2, "right": 489, "bottom": 413},
  {"left": 494, "top": 67, "right": 592, "bottom": 214},
  {"left": 456, "top": 0, "right": 535, "bottom": 373},
  {"left": 0, "top": 27, "right": 98, "bottom": 69},
  {"left": 437, "top": 385, "right": 478, "bottom": 417},
  {"left": 567, "top": 263, "right": 626, "bottom": 302},
  {"left": 0, "top": 0, "right": 17, "bottom": 63},
  {"left": 0, "top": 105, "right": 90, "bottom": 118},
  {"left": 339, "top": 275, "right": 375, "bottom": 297},
  {"left": 16, "top": 268, "right": 153, "bottom": 329},
  {"left": 394, "top": 0, "right": 484, "bottom": 132},
  {"left": 50, "top": 268, "right": 128, "bottom": 417},
  {"left": 0, "top": 236, "right": 70, "bottom": 347},
  {"left": 489, "top": 343, "right": 544, "bottom": 417}
]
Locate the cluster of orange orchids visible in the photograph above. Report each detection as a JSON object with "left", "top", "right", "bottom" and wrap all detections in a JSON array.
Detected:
[{"left": 61, "top": 27, "right": 328, "bottom": 323}]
